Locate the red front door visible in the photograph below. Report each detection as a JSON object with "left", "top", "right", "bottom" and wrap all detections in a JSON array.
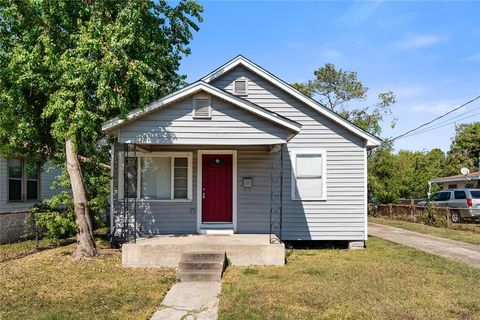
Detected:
[{"left": 202, "top": 154, "right": 233, "bottom": 223}]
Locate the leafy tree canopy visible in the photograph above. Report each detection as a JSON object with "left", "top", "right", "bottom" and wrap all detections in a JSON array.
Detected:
[
  {"left": 293, "top": 63, "right": 397, "bottom": 136},
  {"left": 0, "top": 0, "right": 203, "bottom": 257}
]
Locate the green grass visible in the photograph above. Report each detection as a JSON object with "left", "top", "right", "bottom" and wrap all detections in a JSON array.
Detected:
[
  {"left": 0, "top": 244, "right": 176, "bottom": 320},
  {"left": 370, "top": 217, "right": 480, "bottom": 246},
  {"left": 219, "top": 237, "right": 480, "bottom": 320}
]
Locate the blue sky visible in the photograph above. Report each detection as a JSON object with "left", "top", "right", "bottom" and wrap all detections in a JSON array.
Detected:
[{"left": 179, "top": 1, "right": 480, "bottom": 152}]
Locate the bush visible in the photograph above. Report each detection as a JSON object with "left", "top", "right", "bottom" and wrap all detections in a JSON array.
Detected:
[
  {"left": 375, "top": 190, "right": 399, "bottom": 204},
  {"left": 33, "top": 208, "right": 77, "bottom": 241}
]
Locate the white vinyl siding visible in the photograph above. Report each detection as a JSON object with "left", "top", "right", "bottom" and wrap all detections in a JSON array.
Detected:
[{"left": 291, "top": 150, "right": 326, "bottom": 200}]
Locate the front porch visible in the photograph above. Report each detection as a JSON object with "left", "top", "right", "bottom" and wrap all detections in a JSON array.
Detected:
[{"left": 122, "top": 233, "right": 285, "bottom": 267}]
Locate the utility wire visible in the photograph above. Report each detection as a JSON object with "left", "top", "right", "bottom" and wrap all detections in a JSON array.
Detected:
[
  {"left": 391, "top": 95, "right": 480, "bottom": 141},
  {"left": 397, "top": 111, "right": 480, "bottom": 140}
]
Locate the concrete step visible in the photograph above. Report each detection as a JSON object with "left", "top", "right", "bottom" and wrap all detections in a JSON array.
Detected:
[
  {"left": 177, "top": 251, "right": 226, "bottom": 282},
  {"left": 178, "top": 261, "right": 224, "bottom": 271},
  {"left": 181, "top": 252, "right": 225, "bottom": 262},
  {"left": 177, "top": 269, "right": 223, "bottom": 282}
]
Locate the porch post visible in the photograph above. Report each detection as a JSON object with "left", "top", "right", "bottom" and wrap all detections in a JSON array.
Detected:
[{"left": 269, "top": 144, "right": 284, "bottom": 244}]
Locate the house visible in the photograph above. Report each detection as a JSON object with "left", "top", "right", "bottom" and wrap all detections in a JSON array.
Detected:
[
  {"left": 430, "top": 172, "right": 480, "bottom": 190},
  {"left": 102, "top": 56, "right": 381, "bottom": 266},
  {"left": 0, "top": 157, "right": 59, "bottom": 212},
  {"left": 0, "top": 157, "right": 60, "bottom": 244}
]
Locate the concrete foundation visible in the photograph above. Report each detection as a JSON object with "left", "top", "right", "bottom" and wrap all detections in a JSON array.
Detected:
[
  {"left": 122, "top": 234, "right": 285, "bottom": 267},
  {"left": 348, "top": 241, "right": 365, "bottom": 250}
]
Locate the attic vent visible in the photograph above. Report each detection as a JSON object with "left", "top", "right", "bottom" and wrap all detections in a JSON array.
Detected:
[
  {"left": 234, "top": 79, "right": 248, "bottom": 96},
  {"left": 193, "top": 97, "right": 211, "bottom": 118}
]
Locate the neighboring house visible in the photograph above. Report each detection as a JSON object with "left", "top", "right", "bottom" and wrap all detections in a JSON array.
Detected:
[
  {"left": 102, "top": 55, "right": 381, "bottom": 245},
  {"left": 430, "top": 172, "right": 480, "bottom": 190},
  {"left": 0, "top": 157, "right": 60, "bottom": 244},
  {"left": 0, "top": 157, "right": 59, "bottom": 212}
]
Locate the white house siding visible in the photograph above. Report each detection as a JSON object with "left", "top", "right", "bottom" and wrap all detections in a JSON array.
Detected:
[
  {"left": 116, "top": 95, "right": 290, "bottom": 145},
  {"left": 0, "top": 157, "right": 60, "bottom": 213},
  {"left": 111, "top": 144, "right": 272, "bottom": 236},
  {"left": 211, "top": 66, "right": 367, "bottom": 241}
]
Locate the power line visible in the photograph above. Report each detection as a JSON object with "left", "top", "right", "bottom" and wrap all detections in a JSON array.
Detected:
[
  {"left": 391, "top": 95, "right": 480, "bottom": 141},
  {"left": 397, "top": 110, "right": 480, "bottom": 140}
]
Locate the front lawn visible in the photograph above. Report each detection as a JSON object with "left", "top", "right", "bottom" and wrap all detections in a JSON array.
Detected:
[
  {"left": 219, "top": 237, "right": 480, "bottom": 320},
  {"left": 370, "top": 217, "right": 480, "bottom": 246},
  {"left": 0, "top": 244, "right": 176, "bottom": 320}
]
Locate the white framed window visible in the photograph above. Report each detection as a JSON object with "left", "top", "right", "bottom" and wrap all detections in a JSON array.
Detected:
[
  {"left": 192, "top": 94, "right": 211, "bottom": 118},
  {"left": 7, "top": 159, "right": 40, "bottom": 202},
  {"left": 291, "top": 150, "right": 326, "bottom": 200},
  {"left": 118, "top": 152, "right": 193, "bottom": 201},
  {"left": 233, "top": 79, "right": 248, "bottom": 96}
]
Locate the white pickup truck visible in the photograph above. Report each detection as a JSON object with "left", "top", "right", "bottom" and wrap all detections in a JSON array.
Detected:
[{"left": 418, "top": 189, "right": 480, "bottom": 223}]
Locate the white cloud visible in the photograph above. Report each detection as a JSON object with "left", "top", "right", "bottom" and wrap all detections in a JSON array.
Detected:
[
  {"left": 394, "top": 85, "right": 425, "bottom": 99},
  {"left": 463, "top": 53, "right": 480, "bottom": 61},
  {"left": 394, "top": 34, "right": 445, "bottom": 50},
  {"left": 340, "top": 0, "right": 383, "bottom": 25},
  {"left": 411, "top": 101, "right": 460, "bottom": 115},
  {"left": 320, "top": 49, "right": 343, "bottom": 60}
]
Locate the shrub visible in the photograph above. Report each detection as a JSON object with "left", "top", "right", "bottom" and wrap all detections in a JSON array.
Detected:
[
  {"left": 375, "top": 190, "right": 399, "bottom": 204},
  {"left": 33, "top": 208, "right": 77, "bottom": 241}
]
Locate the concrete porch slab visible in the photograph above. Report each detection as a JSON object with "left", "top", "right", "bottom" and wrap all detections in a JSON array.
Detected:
[{"left": 122, "top": 234, "right": 285, "bottom": 268}]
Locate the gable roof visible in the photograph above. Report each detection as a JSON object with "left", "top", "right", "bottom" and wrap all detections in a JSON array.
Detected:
[
  {"left": 202, "top": 55, "right": 382, "bottom": 147},
  {"left": 102, "top": 81, "right": 302, "bottom": 134}
]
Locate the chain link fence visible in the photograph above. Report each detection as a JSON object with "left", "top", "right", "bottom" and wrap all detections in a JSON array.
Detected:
[
  {"left": 0, "top": 210, "right": 76, "bottom": 263},
  {"left": 369, "top": 204, "right": 480, "bottom": 233}
]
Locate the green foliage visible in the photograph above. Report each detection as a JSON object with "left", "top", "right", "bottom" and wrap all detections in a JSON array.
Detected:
[
  {"left": 375, "top": 190, "right": 399, "bottom": 204},
  {"left": 33, "top": 209, "right": 77, "bottom": 241},
  {"left": 0, "top": 0, "right": 203, "bottom": 228},
  {"left": 445, "top": 122, "right": 480, "bottom": 175},
  {"left": 292, "top": 63, "right": 396, "bottom": 135}
]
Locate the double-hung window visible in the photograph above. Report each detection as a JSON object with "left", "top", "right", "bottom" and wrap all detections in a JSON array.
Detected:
[
  {"left": 119, "top": 152, "right": 192, "bottom": 201},
  {"left": 291, "top": 150, "right": 326, "bottom": 200},
  {"left": 8, "top": 159, "right": 40, "bottom": 202}
]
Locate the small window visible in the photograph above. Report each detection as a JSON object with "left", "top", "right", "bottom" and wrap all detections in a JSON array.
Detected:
[
  {"left": 448, "top": 184, "right": 457, "bottom": 189},
  {"left": 465, "top": 183, "right": 474, "bottom": 188},
  {"left": 8, "top": 159, "right": 40, "bottom": 202},
  {"left": 454, "top": 191, "right": 466, "bottom": 200},
  {"left": 233, "top": 79, "right": 248, "bottom": 96},
  {"left": 193, "top": 96, "right": 211, "bottom": 118},
  {"left": 291, "top": 150, "right": 326, "bottom": 200}
]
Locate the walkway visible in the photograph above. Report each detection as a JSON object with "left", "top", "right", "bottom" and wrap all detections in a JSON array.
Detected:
[
  {"left": 369, "top": 222, "right": 480, "bottom": 268},
  {"left": 151, "top": 281, "right": 221, "bottom": 320}
]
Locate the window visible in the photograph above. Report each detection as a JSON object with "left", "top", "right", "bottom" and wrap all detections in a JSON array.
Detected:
[
  {"left": 291, "top": 150, "right": 326, "bottom": 200},
  {"left": 454, "top": 191, "right": 466, "bottom": 200},
  {"left": 8, "top": 159, "right": 40, "bottom": 202},
  {"left": 448, "top": 184, "right": 457, "bottom": 189},
  {"left": 192, "top": 95, "right": 211, "bottom": 118},
  {"left": 465, "top": 183, "right": 474, "bottom": 188},
  {"left": 431, "top": 191, "right": 451, "bottom": 202},
  {"left": 470, "top": 191, "right": 480, "bottom": 199},
  {"left": 119, "top": 152, "right": 192, "bottom": 201},
  {"left": 233, "top": 79, "right": 248, "bottom": 96}
]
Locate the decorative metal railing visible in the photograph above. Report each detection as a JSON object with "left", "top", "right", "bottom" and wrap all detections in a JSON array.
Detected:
[
  {"left": 269, "top": 144, "right": 284, "bottom": 244},
  {"left": 119, "top": 143, "right": 137, "bottom": 244}
]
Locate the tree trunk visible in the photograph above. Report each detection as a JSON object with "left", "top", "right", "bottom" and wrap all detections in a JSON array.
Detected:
[{"left": 65, "top": 137, "right": 97, "bottom": 258}]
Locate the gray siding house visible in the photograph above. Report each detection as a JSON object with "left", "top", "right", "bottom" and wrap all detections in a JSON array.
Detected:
[
  {"left": 103, "top": 56, "right": 381, "bottom": 245},
  {"left": 0, "top": 157, "right": 59, "bottom": 213}
]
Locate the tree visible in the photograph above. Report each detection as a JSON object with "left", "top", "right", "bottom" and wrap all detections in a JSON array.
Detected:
[
  {"left": 0, "top": 0, "right": 203, "bottom": 258},
  {"left": 293, "top": 63, "right": 396, "bottom": 136},
  {"left": 445, "top": 122, "right": 480, "bottom": 175}
]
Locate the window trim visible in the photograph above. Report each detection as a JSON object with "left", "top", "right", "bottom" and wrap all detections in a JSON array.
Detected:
[
  {"left": 7, "top": 158, "right": 41, "bottom": 203},
  {"left": 118, "top": 152, "right": 193, "bottom": 202},
  {"left": 233, "top": 79, "right": 248, "bottom": 96},
  {"left": 192, "top": 94, "right": 212, "bottom": 119},
  {"left": 290, "top": 149, "right": 327, "bottom": 201}
]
